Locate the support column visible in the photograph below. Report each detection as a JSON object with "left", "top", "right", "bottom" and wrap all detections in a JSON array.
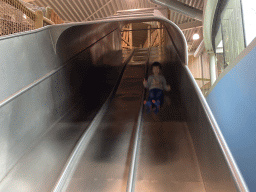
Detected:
[
  {"left": 158, "top": 22, "right": 161, "bottom": 47},
  {"left": 209, "top": 53, "right": 217, "bottom": 85},
  {"left": 129, "top": 24, "right": 133, "bottom": 49},
  {"left": 148, "top": 25, "right": 151, "bottom": 48},
  {"left": 35, "top": 10, "right": 43, "bottom": 29},
  {"left": 46, "top": 7, "right": 53, "bottom": 20}
]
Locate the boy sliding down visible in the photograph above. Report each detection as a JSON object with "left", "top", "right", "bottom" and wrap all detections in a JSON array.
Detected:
[{"left": 143, "top": 62, "right": 171, "bottom": 114}]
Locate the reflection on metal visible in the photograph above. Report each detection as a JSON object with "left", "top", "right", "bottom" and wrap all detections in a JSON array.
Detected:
[
  {"left": 126, "top": 49, "right": 149, "bottom": 192},
  {"left": 0, "top": 17, "right": 123, "bottom": 186},
  {"left": 53, "top": 51, "right": 135, "bottom": 192},
  {"left": 182, "top": 65, "right": 248, "bottom": 192}
]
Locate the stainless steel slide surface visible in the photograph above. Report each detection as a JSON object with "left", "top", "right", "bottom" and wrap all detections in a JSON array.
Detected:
[
  {"left": 59, "top": 48, "right": 206, "bottom": 192},
  {"left": 135, "top": 119, "right": 205, "bottom": 191},
  {"left": 64, "top": 49, "right": 147, "bottom": 192},
  {"left": 52, "top": 48, "right": 206, "bottom": 192},
  {"left": 0, "top": 14, "right": 246, "bottom": 191},
  {"left": 0, "top": 51, "right": 132, "bottom": 192}
]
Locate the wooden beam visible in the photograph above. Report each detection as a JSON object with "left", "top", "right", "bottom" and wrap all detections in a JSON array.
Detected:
[
  {"left": 178, "top": 20, "right": 203, "bottom": 31},
  {"left": 129, "top": 23, "right": 132, "bottom": 49},
  {"left": 151, "top": 32, "right": 158, "bottom": 47},
  {"left": 121, "top": 37, "right": 130, "bottom": 46},
  {"left": 121, "top": 27, "right": 163, "bottom": 32},
  {"left": 195, "top": 78, "right": 211, "bottom": 81}
]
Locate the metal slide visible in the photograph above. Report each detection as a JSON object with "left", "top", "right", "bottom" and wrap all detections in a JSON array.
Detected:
[
  {"left": 0, "top": 47, "right": 205, "bottom": 192},
  {"left": 53, "top": 48, "right": 205, "bottom": 192},
  {"left": 0, "top": 15, "right": 248, "bottom": 192},
  {"left": 63, "top": 49, "right": 205, "bottom": 192}
]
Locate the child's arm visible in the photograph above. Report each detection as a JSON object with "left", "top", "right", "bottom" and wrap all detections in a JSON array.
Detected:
[
  {"left": 143, "top": 76, "right": 152, "bottom": 88},
  {"left": 143, "top": 79, "right": 147, "bottom": 87},
  {"left": 162, "top": 76, "right": 171, "bottom": 91}
]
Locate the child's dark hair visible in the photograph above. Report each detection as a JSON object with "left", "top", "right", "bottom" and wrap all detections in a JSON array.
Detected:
[{"left": 151, "top": 61, "right": 162, "bottom": 70}]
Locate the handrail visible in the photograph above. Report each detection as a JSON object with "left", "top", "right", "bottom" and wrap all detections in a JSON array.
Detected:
[
  {"left": 183, "top": 65, "right": 249, "bottom": 192},
  {"left": 126, "top": 48, "right": 150, "bottom": 192},
  {"left": 0, "top": 26, "right": 121, "bottom": 108},
  {"left": 126, "top": 91, "right": 144, "bottom": 192}
]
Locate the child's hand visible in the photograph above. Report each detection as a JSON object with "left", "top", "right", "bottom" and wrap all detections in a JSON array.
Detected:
[
  {"left": 166, "top": 85, "right": 171, "bottom": 91},
  {"left": 143, "top": 79, "right": 147, "bottom": 87}
]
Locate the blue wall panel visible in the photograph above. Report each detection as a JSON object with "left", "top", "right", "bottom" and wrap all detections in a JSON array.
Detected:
[{"left": 207, "top": 46, "right": 256, "bottom": 190}]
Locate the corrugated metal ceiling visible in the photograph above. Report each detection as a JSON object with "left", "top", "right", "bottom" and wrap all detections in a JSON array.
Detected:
[{"left": 24, "top": 0, "right": 204, "bottom": 51}]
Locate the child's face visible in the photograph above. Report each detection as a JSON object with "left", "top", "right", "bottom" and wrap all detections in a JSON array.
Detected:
[{"left": 152, "top": 66, "right": 160, "bottom": 75}]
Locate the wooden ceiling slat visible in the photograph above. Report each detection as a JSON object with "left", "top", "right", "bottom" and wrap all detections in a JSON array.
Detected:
[
  {"left": 137, "top": 1, "right": 140, "bottom": 8},
  {"left": 109, "top": 1, "right": 116, "bottom": 14},
  {"left": 94, "top": 0, "right": 105, "bottom": 18},
  {"left": 196, "top": 0, "right": 202, "bottom": 9},
  {"left": 123, "top": 0, "right": 129, "bottom": 10},
  {"left": 75, "top": 0, "right": 88, "bottom": 19},
  {"left": 177, "top": 13, "right": 182, "bottom": 24},
  {"left": 30, "top": 0, "right": 204, "bottom": 51},
  {"left": 92, "top": 1, "right": 99, "bottom": 10},
  {"left": 93, "top": 0, "right": 100, "bottom": 11},
  {"left": 104, "top": 3, "right": 111, "bottom": 15},
  {"left": 57, "top": 0, "right": 78, "bottom": 21},
  {"left": 53, "top": 0, "right": 76, "bottom": 21},
  {"left": 107, "top": 2, "right": 114, "bottom": 15},
  {"left": 88, "top": 0, "right": 100, "bottom": 18},
  {"left": 179, "top": 14, "right": 184, "bottom": 24},
  {"left": 192, "top": 0, "right": 197, "bottom": 8},
  {"left": 188, "top": 0, "right": 193, "bottom": 7},
  {"left": 41, "top": 0, "right": 70, "bottom": 21},
  {"left": 126, "top": 0, "right": 131, "bottom": 9},
  {"left": 111, "top": 0, "right": 118, "bottom": 12},
  {"left": 33, "top": 0, "right": 44, "bottom": 8},
  {"left": 33, "top": 0, "right": 45, "bottom": 9},
  {"left": 100, "top": 6, "right": 108, "bottom": 17},
  {"left": 98, "top": 11, "right": 104, "bottom": 18},
  {"left": 116, "top": 0, "right": 123, "bottom": 10},
  {"left": 173, "top": 12, "right": 178, "bottom": 23},
  {"left": 84, "top": 0, "right": 113, "bottom": 20},
  {"left": 113, "top": 0, "right": 120, "bottom": 11},
  {"left": 65, "top": 0, "right": 83, "bottom": 21},
  {"left": 82, "top": 0, "right": 93, "bottom": 16},
  {"left": 98, "top": 0, "right": 107, "bottom": 17}
]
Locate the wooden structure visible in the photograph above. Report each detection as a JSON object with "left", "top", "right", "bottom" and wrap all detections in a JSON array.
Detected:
[
  {"left": 121, "top": 22, "right": 166, "bottom": 49},
  {"left": 0, "top": 0, "right": 63, "bottom": 37}
]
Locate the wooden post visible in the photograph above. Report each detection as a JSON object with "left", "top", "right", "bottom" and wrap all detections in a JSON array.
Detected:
[
  {"left": 158, "top": 22, "right": 161, "bottom": 47},
  {"left": 35, "top": 10, "right": 43, "bottom": 29},
  {"left": 129, "top": 23, "right": 133, "bottom": 49},
  {"left": 46, "top": 7, "right": 53, "bottom": 20},
  {"left": 148, "top": 25, "right": 151, "bottom": 48},
  {"left": 162, "top": 24, "right": 165, "bottom": 46}
]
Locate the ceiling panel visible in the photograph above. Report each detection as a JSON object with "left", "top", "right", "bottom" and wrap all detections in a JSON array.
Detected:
[{"left": 25, "top": 0, "right": 204, "bottom": 50}]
